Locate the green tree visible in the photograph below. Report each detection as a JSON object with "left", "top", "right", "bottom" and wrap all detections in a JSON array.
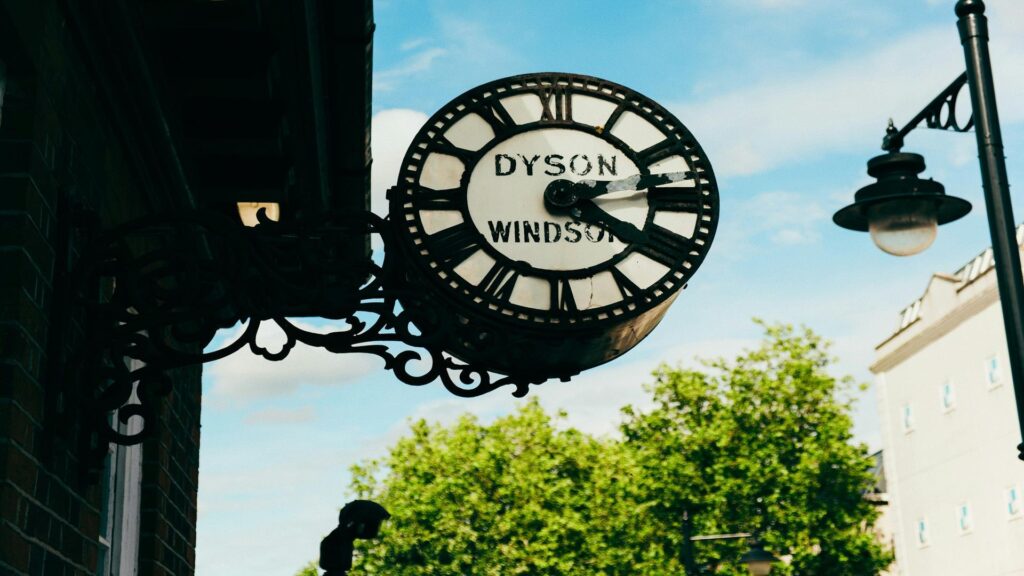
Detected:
[
  {"left": 295, "top": 560, "right": 319, "bottom": 576},
  {"left": 620, "top": 322, "right": 892, "bottom": 575},
  {"left": 348, "top": 402, "right": 644, "bottom": 575},
  {"left": 347, "top": 322, "right": 891, "bottom": 575}
]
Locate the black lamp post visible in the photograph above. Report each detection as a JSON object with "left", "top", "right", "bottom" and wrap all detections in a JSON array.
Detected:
[
  {"left": 835, "top": 0, "right": 1024, "bottom": 460},
  {"left": 739, "top": 538, "right": 781, "bottom": 576},
  {"left": 690, "top": 532, "right": 781, "bottom": 575}
]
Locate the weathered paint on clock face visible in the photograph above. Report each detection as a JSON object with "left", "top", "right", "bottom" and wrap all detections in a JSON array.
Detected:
[{"left": 391, "top": 73, "right": 718, "bottom": 375}]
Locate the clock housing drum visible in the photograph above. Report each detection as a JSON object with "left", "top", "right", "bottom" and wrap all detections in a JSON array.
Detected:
[{"left": 389, "top": 73, "right": 719, "bottom": 378}]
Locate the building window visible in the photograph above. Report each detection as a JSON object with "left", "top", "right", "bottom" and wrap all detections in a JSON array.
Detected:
[
  {"left": 902, "top": 403, "right": 914, "bottom": 433},
  {"left": 96, "top": 440, "right": 115, "bottom": 576},
  {"left": 96, "top": 363, "right": 144, "bottom": 576},
  {"left": 956, "top": 503, "right": 974, "bottom": 535},
  {"left": 940, "top": 379, "right": 955, "bottom": 412},
  {"left": 1007, "top": 485, "right": 1022, "bottom": 520},
  {"left": 916, "top": 517, "right": 929, "bottom": 547},
  {"left": 986, "top": 355, "right": 1002, "bottom": 388}
]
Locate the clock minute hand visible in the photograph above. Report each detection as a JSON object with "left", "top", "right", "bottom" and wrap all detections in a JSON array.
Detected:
[
  {"left": 574, "top": 200, "right": 647, "bottom": 244},
  {"left": 573, "top": 171, "right": 694, "bottom": 200}
]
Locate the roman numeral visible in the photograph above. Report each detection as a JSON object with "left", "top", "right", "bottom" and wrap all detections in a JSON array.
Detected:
[
  {"left": 636, "top": 139, "right": 676, "bottom": 167},
  {"left": 432, "top": 135, "right": 474, "bottom": 165},
  {"left": 634, "top": 224, "right": 695, "bottom": 268},
  {"left": 479, "top": 262, "right": 519, "bottom": 302},
  {"left": 648, "top": 187, "right": 702, "bottom": 213},
  {"left": 610, "top": 266, "right": 643, "bottom": 301},
  {"left": 479, "top": 100, "right": 515, "bottom": 133},
  {"left": 550, "top": 278, "right": 577, "bottom": 313},
  {"left": 428, "top": 223, "right": 480, "bottom": 267},
  {"left": 539, "top": 85, "right": 572, "bottom": 123},
  {"left": 411, "top": 187, "right": 463, "bottom": 210}
]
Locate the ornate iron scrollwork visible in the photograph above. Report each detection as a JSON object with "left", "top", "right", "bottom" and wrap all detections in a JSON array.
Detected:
[
  {"left": 65, "top": 208, "right": 561, "bottom": 457},
  {"left": 883, "top": 72, "right": 973, "bottom": 152}
]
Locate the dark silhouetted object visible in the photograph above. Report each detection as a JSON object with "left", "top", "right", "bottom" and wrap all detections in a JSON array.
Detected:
[{"left": 320, "top": 500, "right": 391, "bottom": 575}]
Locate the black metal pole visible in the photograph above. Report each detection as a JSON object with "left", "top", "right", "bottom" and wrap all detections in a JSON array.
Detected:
[
  {"left": 956, "top": 0, "right": 1024, "bottom": 460},
  {"left": 680, "top": 508, "right": 703, "bottom": 575}
]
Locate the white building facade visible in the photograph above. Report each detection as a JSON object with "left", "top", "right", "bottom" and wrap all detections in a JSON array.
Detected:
[{"left": 873, "top": 225, "right": 1024, "bottom": 576}]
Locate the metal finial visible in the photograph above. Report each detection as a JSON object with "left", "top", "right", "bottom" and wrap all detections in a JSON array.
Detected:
[
  {"left": 955, "top": 0, "right": 985, "bottom": 18},
  {"left": 882, "top": 119, "right": 903, "bottom": 152}
]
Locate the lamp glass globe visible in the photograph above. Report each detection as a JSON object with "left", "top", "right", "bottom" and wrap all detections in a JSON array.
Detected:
[
  {"left": 867, "top": 198, "right": 938, "bottom": 256},
  {"left": 746, "top": 559, "right": 774, "bottom": 576}
]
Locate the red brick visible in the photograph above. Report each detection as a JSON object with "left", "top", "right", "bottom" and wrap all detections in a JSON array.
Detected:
[
  {"left": 1, "top": 446, "right": 38, "bottom": 493},
  {"left": 0, "top": 288, "right": 47, "bottom": 348},
  {"left": 0, "top": 521, "right": 31, "bottom": 571},
  {"left": 0, "top": 401, "right": 38, "bottom": 449},
  {"left": 0, "top": 363, "right": 43, "bottom": 423},
  {"left": 0, "top": 213, "right": 54, "bottom": 281},
  {"left": 77, "top": 505, "right": 97, "bottom": 538},
  {"left": 0, "top": 483, "right": 22, "bottom": 523},
  {"left": 0, "top": 323, "right": 44, "bottom": 380},
  {"left": 0, "top": 6, "right": 205, "bottom": 576}
]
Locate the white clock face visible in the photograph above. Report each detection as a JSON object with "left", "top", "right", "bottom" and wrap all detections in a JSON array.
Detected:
[
  {"left": 393, "top": 73, "right": 718, "bottom": 327},
  {"left": 465, "top": 128, "right": 645, "bottom": 271}
]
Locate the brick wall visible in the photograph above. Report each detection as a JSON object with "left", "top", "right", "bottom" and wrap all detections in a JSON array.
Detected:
[
  {"left": 0, "top": 2, "right": 202, "bottom": 575},
  {"left": 138, "top": 365, "right": 202, "bottom": 576}
]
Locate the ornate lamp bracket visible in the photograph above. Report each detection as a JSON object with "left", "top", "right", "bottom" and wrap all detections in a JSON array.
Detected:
[
  {"left": 57, "top": 208, "right": 563, "bottom": 463},
  {"left": 882, "top": 72, "right": 972, "bottom": 152}
]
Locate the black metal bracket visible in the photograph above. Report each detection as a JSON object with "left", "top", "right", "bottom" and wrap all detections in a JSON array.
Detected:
[
  {"left": 57, "top": 208, "right": 558, "bottom": 466},
  {"left": 883, "top": 72, "right": 973, "bottom": 152}
]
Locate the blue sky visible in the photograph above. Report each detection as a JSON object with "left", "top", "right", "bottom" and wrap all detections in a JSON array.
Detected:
[{"left": 195, "top": 1, "right": 1024, "bottom": 574}]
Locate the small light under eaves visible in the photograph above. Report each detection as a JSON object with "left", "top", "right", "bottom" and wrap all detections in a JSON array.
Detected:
[{"left": 236, "top": 202, "right": 281, "bottom": 227}]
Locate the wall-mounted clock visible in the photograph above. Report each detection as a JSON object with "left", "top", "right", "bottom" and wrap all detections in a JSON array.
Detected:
[{"left": 389, "top": 72, "right": 719, "bottom": 379}]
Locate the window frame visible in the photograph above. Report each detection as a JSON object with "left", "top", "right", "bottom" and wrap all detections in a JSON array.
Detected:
[
  {"left": 916, "top": 516, "right": 930, "bottom": 548},
  {"left": 94, "top": 361, "right": 144, "bottom": 576},
  {"left": 939, "top": 379, "right": 956, "bottom": 413},
  {"left": 1007, "top": 485, "right": 1023, "bottom": 521},
  {"left": 901, "top": 402, "right": 915, "bottom": 433},
  {"left": 985, "top": 354, "right": 1002, "bottom": 389},
  {"left": 955, "top": 502, "right": 974, "bottom": 535}
]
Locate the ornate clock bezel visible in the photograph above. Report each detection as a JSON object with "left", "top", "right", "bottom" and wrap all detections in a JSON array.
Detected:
[{"left": 390, "top": 72, "right": 719, "bottom": 331}]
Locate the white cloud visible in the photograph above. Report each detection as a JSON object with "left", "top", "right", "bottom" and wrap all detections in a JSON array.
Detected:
[
  {"left": 672, "top": 28, "right": 960, "bottom": 178},
  {"left": 989, "top": 2, "right": 1024, "bottom": 123},
  {"left": 672, "top": 3, "right": 1024, "bottom": 178},
  {"left": 196, "top": 446, "right": 354, "bottom": 574},
  {"left": 243, "top": 406, "right": 316, "bottom": 425},
  {"left": 748, "top": 190, "right": 827, "bottom": 244},
  {"left": 370, "top": 109, "right": 430, "bottom": 217},
  {"left": 748, "top": 0, "right": 806, "bottom": 7},
  {"left": 377, "top": 357, "right": 660, "bottom": 441},
  {"left": 399, "top": 37, "right": 430, "bottom": 52},
  {"left": 374, "top": 47, "right": 447, "bottom": 92},
  {"left": 709, "top": 189, "right": 830, "bottom": 261},
  {"left": 375, "top": 14, "right": 517, "bottom": 95},
  {"left": 387, "top": 336, "right": 758, "bottom": 441},
  {"left": 435, "top": 16, "right": 514, "bottom": 67},
  {"left": 205, "top": 320, "right": 383, "bottom": 403}
]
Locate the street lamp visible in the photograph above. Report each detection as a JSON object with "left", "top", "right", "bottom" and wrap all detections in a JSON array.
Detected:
[
  {"left": 833, "top": 146, "right": 971, "bottom": 256},
  {"left": 690, "top": 532, "right": 780, "bottom": 575},
  {"left": 834, "top": 0, "right": 1024, "bottom": 460},
  {"left": 740, "top": 538, "right": 780, "bottom": 576}
]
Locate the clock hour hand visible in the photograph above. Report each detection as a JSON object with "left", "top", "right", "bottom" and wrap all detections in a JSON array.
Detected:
[
  {"left": 573, "top": 200, "right": 647, "bottom": 244},
  {"left": 573, "top": 171, "right": 695, "bottom": 200}
]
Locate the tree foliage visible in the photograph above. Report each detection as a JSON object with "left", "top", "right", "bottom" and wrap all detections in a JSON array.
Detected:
[
  {"left": 619, "top": 322, "right": 891, "bottom": 575},
  {"left": 348, "top": 403, "right": 644, "bottom": 574},
  {"left": 347, "top": 322, "right": 892, "bottom": 575}
]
